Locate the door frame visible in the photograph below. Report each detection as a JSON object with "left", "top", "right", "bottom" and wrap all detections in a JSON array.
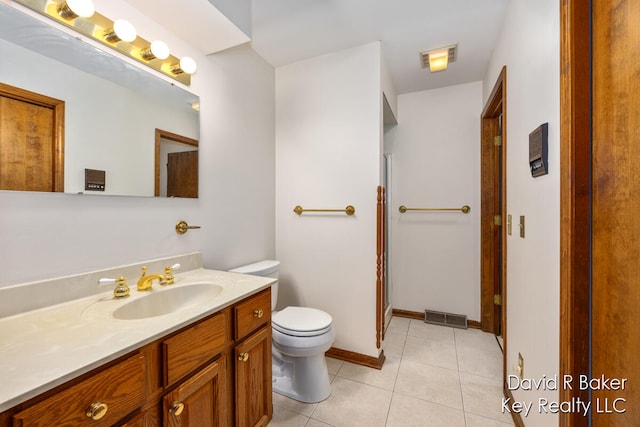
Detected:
[
  {"left": 480, "top": 66, "right": 507, "bottom": 340},
  {"left": 559, "top": 1, "right": 591, "bottom": 426}
]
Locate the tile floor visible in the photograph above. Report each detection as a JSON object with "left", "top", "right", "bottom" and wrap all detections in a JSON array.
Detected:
[{"left": 268, "top": 316, "right": 515, "bottom": 427}]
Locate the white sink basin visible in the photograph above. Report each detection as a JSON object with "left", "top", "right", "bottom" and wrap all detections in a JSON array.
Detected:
[{"left": 112, "top": 284, "right": 223, "bottom": 320}]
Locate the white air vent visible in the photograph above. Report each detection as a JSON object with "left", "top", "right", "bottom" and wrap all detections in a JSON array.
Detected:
[
  {"left": 424, "top": 309, "right": 467, "bottom": 329},
  {"left": 420, "top": 44, "right": 458, "bottom": 69}
]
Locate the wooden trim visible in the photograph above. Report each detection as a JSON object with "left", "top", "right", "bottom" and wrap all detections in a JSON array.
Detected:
[
  {"left": 392, "top": 308, "right": 423, "bottom": 320},
  {"left": 382, "top": 186, "right": 386, "bottom": 342},
  {"left": 480, "top": 66, "right": 507, "bottom": 335},
  {"left": 503, "top": 385, "right": 525, "bottom": 427},
  {"left": 559, "top": 1, "right": 591, "bottom": 426},
  {"left": 154, "top": 128, "right": 199, "bottom": 197},
  {"left": 391, "top": 309, "right": 481, "bottom": 329},
  {"left": 480, "top": 67, "right": 508, "bottom": 387},
  {"left": 325, "top": 347, "right": 385, "bottom": 370},
  {"left": 0, "top": 82, "right": 65, "bottom": 192},
  {"left": 376, "top": 186, "right": 386, "bottom": 348}
]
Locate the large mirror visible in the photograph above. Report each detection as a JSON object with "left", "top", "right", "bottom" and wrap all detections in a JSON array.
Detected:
[{"left": 0, "top": 3, "right": 200, "bottom": 197}]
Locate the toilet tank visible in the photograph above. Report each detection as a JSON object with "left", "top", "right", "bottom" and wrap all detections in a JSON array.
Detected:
[{"left": 229, "top": 260, "right": 279, "bottom": 310}]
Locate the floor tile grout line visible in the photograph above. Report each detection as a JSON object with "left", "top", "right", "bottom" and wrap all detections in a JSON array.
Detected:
[{"left": 453, "top": 329, "right": 469, "bottom": 427}]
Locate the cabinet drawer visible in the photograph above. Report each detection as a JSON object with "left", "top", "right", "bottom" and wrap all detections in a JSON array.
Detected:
[
  {"left": 163, "top": 310, "right": 228, "bottom": 387},
  {"left": 234, "top": 289, "right": 271, "bottom": 341},
  {"left": 13, "top": 353, "right": 144, "bottom": 427}
]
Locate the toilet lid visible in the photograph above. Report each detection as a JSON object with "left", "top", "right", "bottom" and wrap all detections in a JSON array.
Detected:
[{"left": 272, "top": 307, "right": 332, "bottom": 337}]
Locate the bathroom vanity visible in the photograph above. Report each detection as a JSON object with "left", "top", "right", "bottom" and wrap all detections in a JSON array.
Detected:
[{"left": 0, "top": 256, "right": 273, "bottom": 427}]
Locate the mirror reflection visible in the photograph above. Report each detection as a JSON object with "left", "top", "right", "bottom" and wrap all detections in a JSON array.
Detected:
[{"left": 0, "top": 3, "right": 200, "bottom": 197}]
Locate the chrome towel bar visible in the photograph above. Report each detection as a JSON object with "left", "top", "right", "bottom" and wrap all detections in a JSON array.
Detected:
[
  {"left": 293, "top": 205, "right": 356, "bottom": 216},
  {"left": 398, "top": 205, "right": 471, "bottom": 214}
]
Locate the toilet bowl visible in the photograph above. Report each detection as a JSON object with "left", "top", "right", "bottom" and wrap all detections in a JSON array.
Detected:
[
  {"left": 271, "top": 306, "right": 335, "bottom": 402},
  {"left": 229, "top": 261, "right": 335, "bottom": 403}
]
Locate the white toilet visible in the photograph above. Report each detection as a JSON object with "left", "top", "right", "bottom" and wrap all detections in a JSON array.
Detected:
[{"left": 229, "top": 260, "right": 335, "bottom": 403}]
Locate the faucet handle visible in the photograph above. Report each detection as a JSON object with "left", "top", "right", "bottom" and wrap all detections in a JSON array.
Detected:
[
  {"left": 163, "top": 263, "right": 181, "bottom": 285},
  {"left": 98, "top": 276, "right": 130, "bottom": 299}
]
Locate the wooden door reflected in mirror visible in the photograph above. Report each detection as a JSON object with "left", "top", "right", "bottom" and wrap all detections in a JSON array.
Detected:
[
  {"left": 154, "top": 128, "right": 199, "bottom": 198},
  {"left": 0, "top": 82, "right": 64, "bottom": 192}
]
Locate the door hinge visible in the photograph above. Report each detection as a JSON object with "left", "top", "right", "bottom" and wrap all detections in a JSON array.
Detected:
[
  {"left": 494, "top": 136, "right": 502, "bottom": 147},
  {"left": 493, "top": 215, "right": 502, "bottom": 226},
  {"left": 494, "top": 294, "right": 503, "bottom": 305}
]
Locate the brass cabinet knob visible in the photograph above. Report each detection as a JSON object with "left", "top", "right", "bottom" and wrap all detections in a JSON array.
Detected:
[
  {"left": 85, "top": 401, "right": 108, "bottom": 420},
  {"left": 169, "top": 401, "right": 185, "bottom": 416},
  {"left": 253, "top": 309, "right": 264, "bottom": 318},
  {"left": 238, "top": 352, "right": 249, "bottom": 362}
]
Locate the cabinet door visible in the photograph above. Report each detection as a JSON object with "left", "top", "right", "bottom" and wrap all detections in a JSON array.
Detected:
[
  {"left": 163, "top": 357, "right": 227, "bottom": 427},
  {"left": 235, "top": 326, "right": 272, "bottom": 427}
]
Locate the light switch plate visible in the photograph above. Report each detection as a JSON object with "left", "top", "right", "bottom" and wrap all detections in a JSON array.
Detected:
[
  {"left": 519, "top": 215, "right": 525, "bottom": 238},
  {"left": 507, "top": 214, "right": 512, "bottom": 235}
]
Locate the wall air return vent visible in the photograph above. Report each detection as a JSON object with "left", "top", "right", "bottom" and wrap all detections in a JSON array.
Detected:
[{"left": 424, "top": 309, "right": 467, "bottom": 329}]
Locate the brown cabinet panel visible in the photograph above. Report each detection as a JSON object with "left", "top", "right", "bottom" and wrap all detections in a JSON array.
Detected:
[
  {"left": 163, "top": 357, "right": 227, "bottom": 427},
  {"left": 163, "top": 310, "right": 229, "bottom": 387},
  {"left": 12, "top": 353, "right": 144, "bottom": 427},
  {"left": 235, "top": 326, "right": 272, "bottom": 427}
]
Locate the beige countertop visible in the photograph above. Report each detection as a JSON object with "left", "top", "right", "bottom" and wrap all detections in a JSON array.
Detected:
[{"left": 0, "top": 267, "right": 274, "bottom": 412}]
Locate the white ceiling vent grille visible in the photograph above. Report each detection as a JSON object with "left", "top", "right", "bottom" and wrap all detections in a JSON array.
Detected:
[{"left": 420, "top": 44, "right": 458, "bottom": 69}]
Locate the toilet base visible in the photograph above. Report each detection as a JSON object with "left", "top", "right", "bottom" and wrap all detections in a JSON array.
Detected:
[{"left": 272, "top": 350, "right": 332, "bottom": 403}]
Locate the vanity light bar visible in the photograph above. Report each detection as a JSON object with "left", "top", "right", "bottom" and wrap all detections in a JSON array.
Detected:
[{"left": 13, "top": 0, "right": 195, "bottom": 86}]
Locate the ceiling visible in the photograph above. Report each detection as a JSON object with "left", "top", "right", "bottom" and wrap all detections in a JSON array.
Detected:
[{"left": 250, "top": 0, "right": 509, "bottom": 95}]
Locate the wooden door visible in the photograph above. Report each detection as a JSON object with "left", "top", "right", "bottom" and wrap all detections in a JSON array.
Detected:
[
  {"left": 561, "top": 1, "right": 640, "bottom": 425},
  {"left": 154, "top": 128, "right": 198, "bottom": 197},
  {"left": 591, "top": 0, "right": 640, "bottom": 423},
  {"left": 481, "top": 67, "right": 507, "bottom": 338},
  {"left": 163, "top": 357, "right": 227, "bottom": 427},
  {"left": 235, "top": 326, "right": 272, "bottom": 427},
  {"left": 0, "top": 83, "right": 64, "bottom": 192},
  {"left": 167, "top": 150, "right": 198, "bottom": 198}
]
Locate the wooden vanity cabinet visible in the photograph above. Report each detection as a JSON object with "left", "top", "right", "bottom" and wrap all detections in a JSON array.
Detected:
[{"left": 0, "top": 288, "right": 273, "bottom": 427}]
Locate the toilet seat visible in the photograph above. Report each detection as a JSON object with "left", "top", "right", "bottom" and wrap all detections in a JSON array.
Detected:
[{"left": 272, "top": 306, "right": 332, "bottom": 337}]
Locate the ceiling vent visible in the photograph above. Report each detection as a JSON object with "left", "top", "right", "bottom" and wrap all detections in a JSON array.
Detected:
[{"left": 420, "top": 44, "right": 458, "bottom": 71}]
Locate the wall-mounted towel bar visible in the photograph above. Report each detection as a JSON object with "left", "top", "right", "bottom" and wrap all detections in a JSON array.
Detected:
[
  {"left": 398, "top": 205, "right": 471, "bottom": 214},
  {"left": 293, "top": 205, "right": 356, "bottom": 216}
]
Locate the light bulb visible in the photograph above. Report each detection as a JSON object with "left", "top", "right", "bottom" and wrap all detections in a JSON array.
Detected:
[
  {"left": 105, "top": 19, "right": 137, "bottom": 43},
  {"left": 57, "top": 0, "right": 95, "bottom": 19},
  {"left": 150, "top": 41, "right": 170, "bottom": 60},
  {"left": 113, "top": 20, "right": 137, "bottom": 42},
  {"left": 180, "top": 57, "right": 197, "bottom": 74}
]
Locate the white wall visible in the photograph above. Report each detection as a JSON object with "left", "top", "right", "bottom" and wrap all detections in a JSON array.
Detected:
[
  {"left": 484, "top": 0, "right": 560, "bottom": 425},
  {"left": 0, "top": 3, "right": 275, "bottom": 286},
  {"left": 385, "top": 81, "right": 482, "bottom": 320},
  {"left": 275, "top": 42, "right": 382, "bottom": 358}
]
